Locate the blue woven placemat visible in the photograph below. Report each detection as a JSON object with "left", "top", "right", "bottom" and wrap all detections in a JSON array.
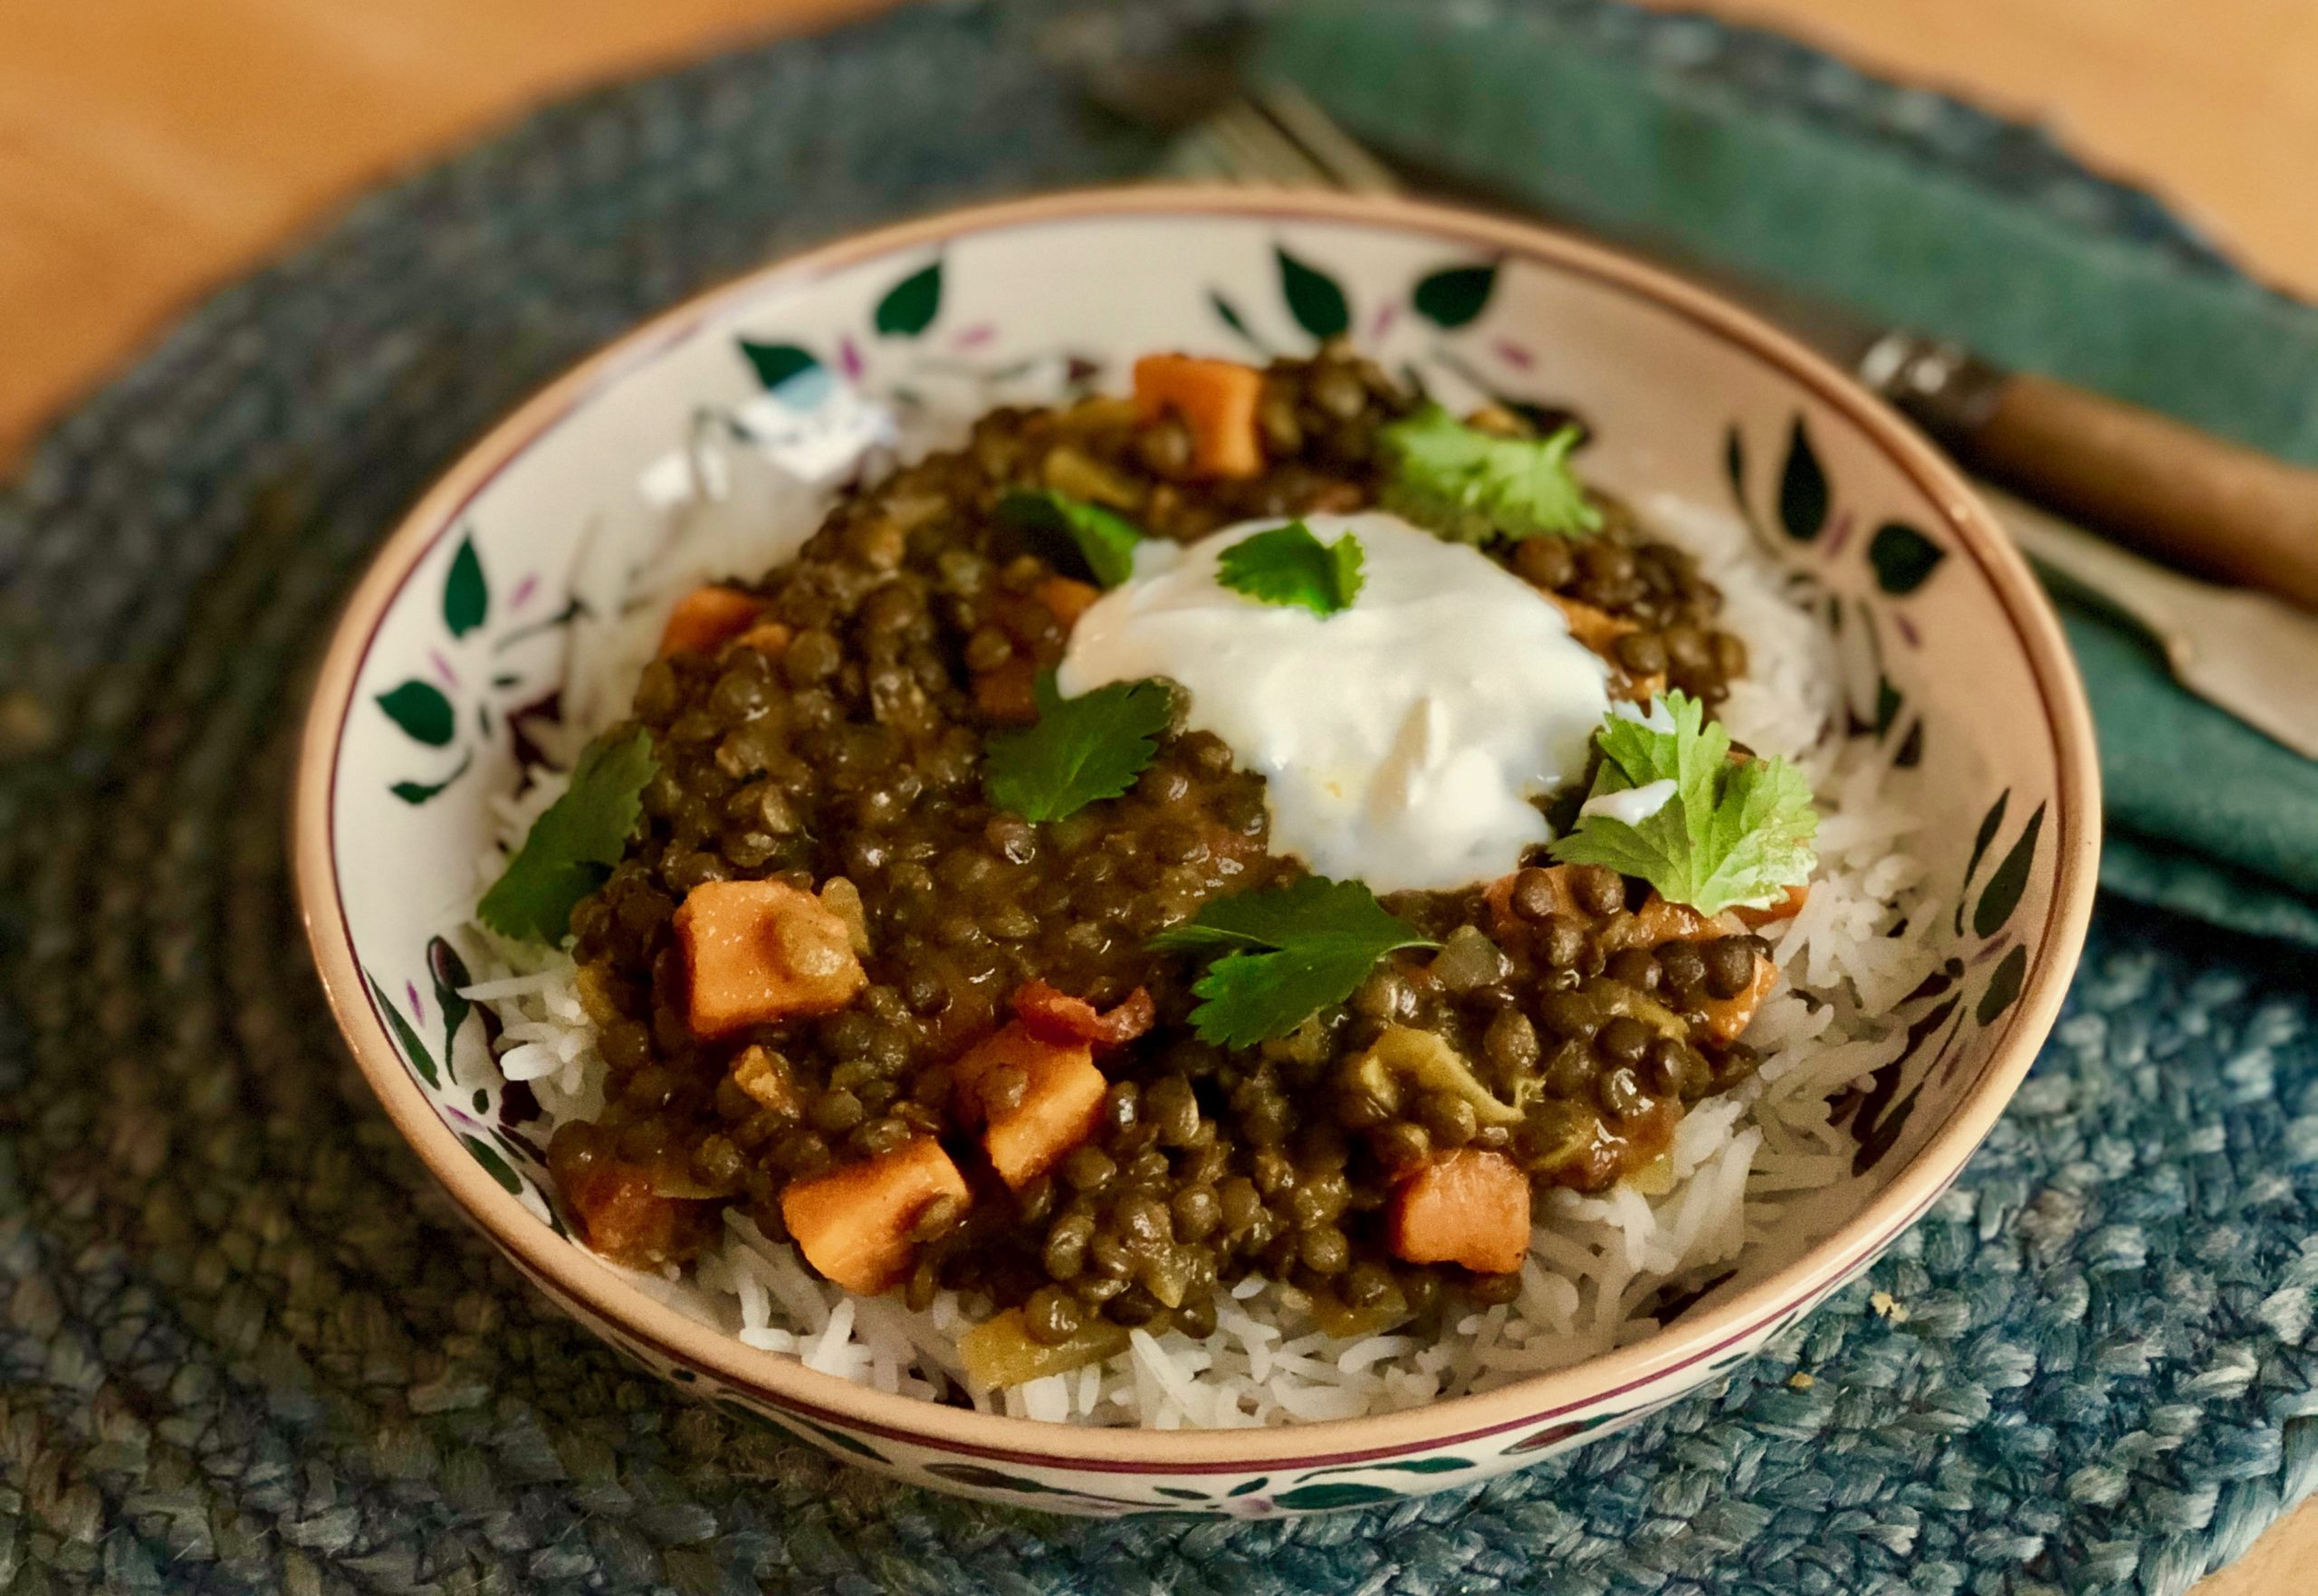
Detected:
[{"left": 3, "top": 3, "right": 2316, "bottom": 1592}]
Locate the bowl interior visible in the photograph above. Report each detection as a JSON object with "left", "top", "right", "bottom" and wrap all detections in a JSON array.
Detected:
[{"left": 301, "top": 190, "right": 2093, "bottom": 1473}]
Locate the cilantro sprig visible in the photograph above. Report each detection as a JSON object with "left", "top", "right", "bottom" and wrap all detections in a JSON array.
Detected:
[
  {"left": 998, "top": 489, "right": 1146, "bottom": 588},
  {"left": 1215, "top": 521, "right": 1365, "bottom": 616},
  {"left": 1548, "top": 692, "right": 1818, "bottom": 916},
  {"left": 1150, "top": 876, "right": 1435, "bottom": 1048},
  {"left": 478, "top": 727, "right": 656, "bottom": 943},
  {"left": 983, "top": 674, "right": 1173, "bottom": 822},
  {"left": 1379, "top": 404, "right": 1602, "bottom": 544}
]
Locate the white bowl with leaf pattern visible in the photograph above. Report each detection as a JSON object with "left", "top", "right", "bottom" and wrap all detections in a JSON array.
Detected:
[{"left": 293, "top": 188, "right": 2098, "bottom": 1515}]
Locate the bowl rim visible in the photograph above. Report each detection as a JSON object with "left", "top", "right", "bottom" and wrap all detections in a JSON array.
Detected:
[{"left": 293, "top": 183, "right": 2101, "bottom": 1471}]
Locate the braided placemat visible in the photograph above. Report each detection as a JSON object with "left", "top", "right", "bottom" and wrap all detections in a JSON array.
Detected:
[{"left": 5, "top": 3, "right": 2317, "bottom": 1591}]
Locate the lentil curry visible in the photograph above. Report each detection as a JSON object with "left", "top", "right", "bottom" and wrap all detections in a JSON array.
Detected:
[{"left": 527, "top": 343, "right": 1815, "bottom": 1380}]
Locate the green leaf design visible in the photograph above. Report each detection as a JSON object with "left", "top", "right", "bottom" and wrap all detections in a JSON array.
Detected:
[
  {"left": 1895, "top": 721, "right": 1926, "bottom": 769},
  {"left": 1955, "top": 789, "right": 2010, "bottom": 933},
  {"left": 1977, "top": 944, "right": 2028, "bottom": 1025},
  {"left": 1873, "top": 677, "right": 1902, "bottom": 739},
  {"left": 802, "top": 1417, "right": 888, "bottom": 1462},
  {"left": 1302, "top": 1457, "right": 1474, "bottom": 1478},
  {"left": 1210, "top": 290, "right": 1263, "bottom": 352},
  {"left": 1868, "top": 521, "right": 1946, "bottom": 594},
  {"left": 1272, "top": 1483, "right": 1399, "bottom": 1511},
  {"left": 1777, "top": 416, "right": 1830, "bottom": 541},
  {"left": 1151, "top": 1486, "right": 1210, "bottom": 1502},
  {"left": 377, "top": 680, "right": 456, "bottom": 746},
  {"left": 1276, "top": 247, "right": 1350, "bottom": 340},
  {"left": 1226, "top": 1477, "right": 1270, "bottom": 1496},
  {"left": 459, "top": 1132, "right": 522, "bottom": 1194},
  {"left": 1972, "top": 800, "right": 2046, "bottom": 938},
  {"left": 427, "top": 936, "right": 474, "bottom": 1082},
  {"left": 390, "top": 749, "right": 472, "bottom": 806},
  {"left": 443, "top": 535, "right": 488, "bottom": 637},
  {"left": 740, "top": 339, "right": 820, "bottom": 388},
  {"left": 364, "top": 970, "right": 438, "bottom": 1087},
  {"left": 874, "top": 261, "right": 943, "bottom": 337},
  {"left": 1412, "top": 263, "right": 1497, "bottom": 329}
]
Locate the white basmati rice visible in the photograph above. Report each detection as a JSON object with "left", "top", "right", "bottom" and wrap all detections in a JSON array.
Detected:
[{"left": 445, "top": 397, "right": 1957, "bottom": 1428}]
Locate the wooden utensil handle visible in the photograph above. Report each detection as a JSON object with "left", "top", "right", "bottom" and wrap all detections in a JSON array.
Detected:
[{"left": 1965, "top": 372, "right": 2318, "bottom": 611}]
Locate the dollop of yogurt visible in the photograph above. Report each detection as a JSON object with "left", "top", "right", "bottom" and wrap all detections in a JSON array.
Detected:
[{"left": 1057, "top": 511, "right": 1610, "bottom": 893}]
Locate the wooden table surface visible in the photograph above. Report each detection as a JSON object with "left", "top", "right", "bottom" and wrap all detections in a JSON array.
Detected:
[{"left": 3, "top": 3, "right": 2312, "bottom": 1588}]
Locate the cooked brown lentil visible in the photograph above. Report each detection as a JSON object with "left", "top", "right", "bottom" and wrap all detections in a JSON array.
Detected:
[{"left": 547, "top": 341, "right": 1770, "bottom": 1336}]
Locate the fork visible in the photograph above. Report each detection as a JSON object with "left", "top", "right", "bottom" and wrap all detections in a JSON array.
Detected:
[{"left": 1163, "top": 87, "right": 2318, "bottom": 760}]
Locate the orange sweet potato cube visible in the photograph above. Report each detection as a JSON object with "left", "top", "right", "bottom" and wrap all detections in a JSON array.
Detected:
[
  {"left": 1541, "top": 591, "right": 1637, "bottom": 655},
  {"left": 1699, "top": 953, "right": 1780, "bottom": 1045},
  {"left": 972, "top": 656, "right": 1039, "bottom": 724},
  {"left": 658, "top": 585, "right": 770, "bottom": 656},
  {"left": 952, "top": 1020, "right": 1107, "bottom": 1189},
  {"left": 673, "top": 880, "right": 867, "bottom": 1039},
  {"left": 781, "top": 1138, "right": 970, "bottom": 1294},
  {"left": 565, "top": 1162, "right": 710, "bottom": 1269},
  {"left": 1731, "top": 884, "right": 1810, "bottom": 929},
  {"left": 1035, "top": 576, "right": 1102, "bottom": 629},
  {"left": 734, "top": 621, "right": 794, "bottom": 655},
  {"left": 1133, "top": 353, "right": 1265, "bottom": 478},
  {"left": 1386, "top": 1149, "right": 1532, "bottom": 1276}
]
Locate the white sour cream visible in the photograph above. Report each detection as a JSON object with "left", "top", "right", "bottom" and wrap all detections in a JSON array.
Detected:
[
  {"left": 1580, "top": 778, "right": 1677, "bottom": 827},
  {"left": 1056, "top": 512, "right": 1611, "bottom": 893}
]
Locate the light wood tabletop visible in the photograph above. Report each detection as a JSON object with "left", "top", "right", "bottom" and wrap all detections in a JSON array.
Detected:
[{"left": 2, "top": 3, "right": 2312, "bottom": 1589}]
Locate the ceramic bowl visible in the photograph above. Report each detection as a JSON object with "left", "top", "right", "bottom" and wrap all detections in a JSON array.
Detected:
[{"left": 293, "top": 187, "right": 2099, "bottom": 1515}]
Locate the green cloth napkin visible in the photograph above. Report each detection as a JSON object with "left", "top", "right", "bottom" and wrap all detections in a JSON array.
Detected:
[{"left": 1260, "top": 0, "right": 2318, "bottom": 946}]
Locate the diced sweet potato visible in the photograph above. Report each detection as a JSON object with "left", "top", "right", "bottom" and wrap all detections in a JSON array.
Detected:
[
  {"left": 1035, "top": 576, "right": 1103, "bottom": 629},
  {"left": 1133, "top": 353, "right": 1265, "bottom": 478},
  {"left": 564, "top": 1161, "right": 711, "bottom": 1268},
  {"left": 780, "top": 1137, "right": 970, "bottom": 1294},
  {"left": 1597, "top": 894, "right": 1719, "bottom": 952},
  {"left": 734, "top": 621, "right": 794, "bottom": 655},
  {"left": 658, "top": 585, "right": 770, "bottom": 656},
  {"left": 972, "top": 656, "right": 1039, "bottom": 724},
  {"left": 1538, "top": 592, "right": 1662, "bottom": 699},
  {"left": 1386, "top": 1149, "right": 1531, "bottom": 1276},
  {"left": 730, "top": 1043, "right": 799, "bottom": 1116},
  {"left": 1542, "top": 591, "right": 1635, "bottom": 655},
  {"left": 1011, "top": 980, "right": 1155, "bottom": 1050},
  {"left": 952, "top": 1020, "right": 1107, "bottom": 1189},
  {"left": 1699, "top": 953, "right": 1780, "bottom": 1045},
  {"left": 673, "top": 880, "right": 867, "bottom": 1039},
  {"left": 1482, "top": 865, "right": 1583, "bottom": 935},
  {"left": 1731, "top": 883, "right": 1810, "bottom": 929}
]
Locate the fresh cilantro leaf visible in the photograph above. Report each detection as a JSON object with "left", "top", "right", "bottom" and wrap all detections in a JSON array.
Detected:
[
  {"left": 998, "top": 489, "right": 1145, "bottom": 588},
  {"left": 1150, "top": 875, "right": 1435, "bottom": 1047},
  {"left": 1379, "top": 404, "right": 1603, "bottom": 543},
  {"left": 478, "top": 727, "right": 656, "bottom": 943},
  {"left": 1214, "top": 521, "right": 1366, "bottom": 616},
  {"left": 1548, "top": 692, "right": 1818, "bottom": 916},
  {"left": 983, "top": 674, "right": 1173, "bottom": 822}
]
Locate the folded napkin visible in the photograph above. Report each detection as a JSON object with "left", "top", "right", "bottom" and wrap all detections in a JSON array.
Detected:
[{"left": 1260, "top": 0, "right": 2318, "bottom": 947}]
